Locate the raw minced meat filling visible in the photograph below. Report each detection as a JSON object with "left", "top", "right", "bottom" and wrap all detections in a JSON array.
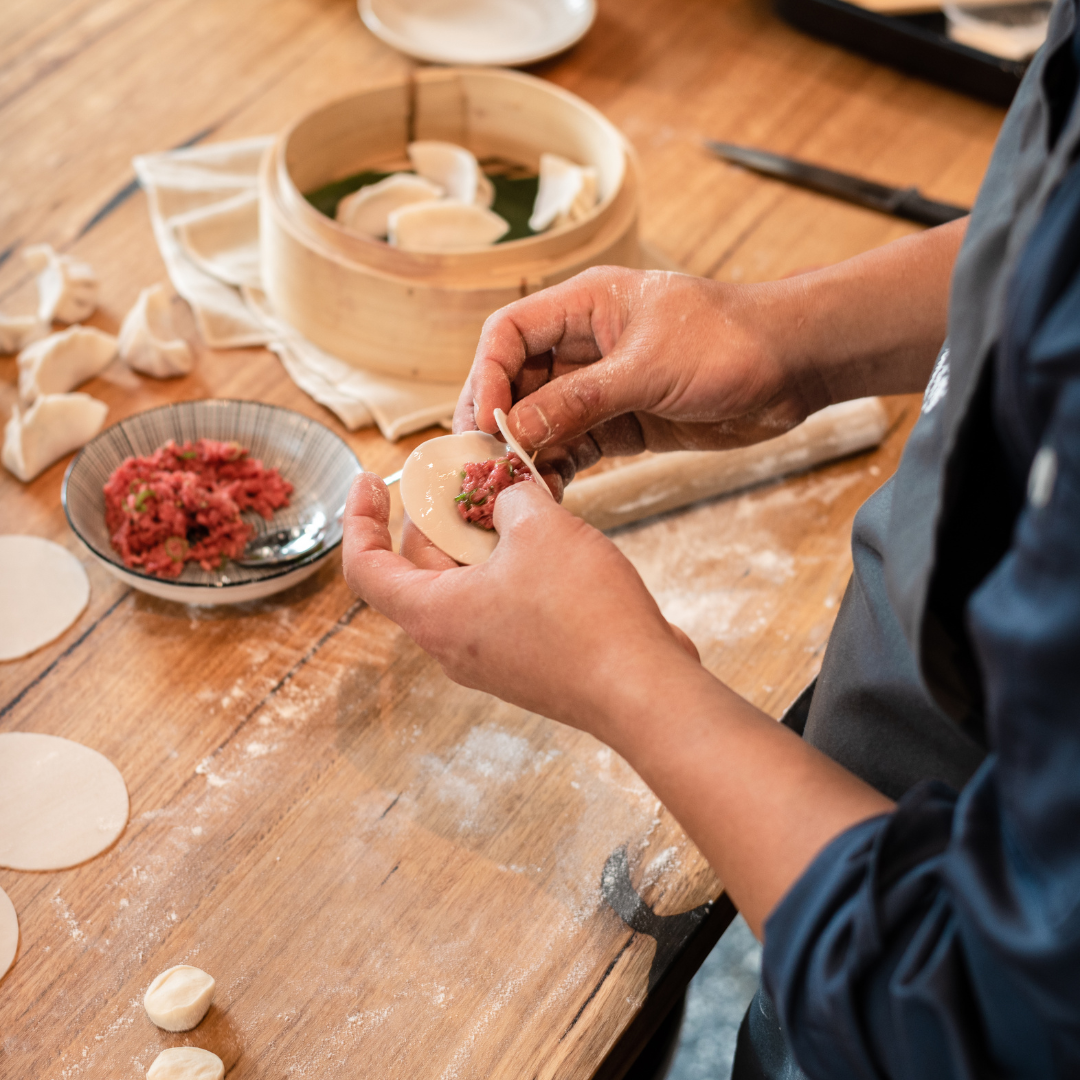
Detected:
[
  {"left": 103, "top": 439, "right": 292, "bottom": 578},
  {"left": 455, "top": 453, "right": 534, "bottom": 530}
]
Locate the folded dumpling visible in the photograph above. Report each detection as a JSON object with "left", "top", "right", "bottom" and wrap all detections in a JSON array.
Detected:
[
  {"left": 118, "top": 285, "right": 194, "bottom": 378},
  {"left": 529, "top": 153, "right": 599, "bottom": 233},
  {"left": 2, "top": 393, "right": 108, "bottom": 483},
  {"left": 24, "top": 244, "right": 99, "bottom": 324},
  {"left": 407, "top": 141, "right": 491, "bottom": 206},
  {"left": 336, "top": 174, "right": 444, "bottom": 238},
  {"left": 0, "top": 313, "right": 48, "bottom": 355},
  {"left": 18, "top": 326, "right": 118, "bottom": 404},
  {"left": 388, "top": 201, "right": 510, "bottom": 252}
]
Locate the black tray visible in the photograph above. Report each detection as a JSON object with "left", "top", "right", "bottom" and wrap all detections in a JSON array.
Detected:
[{"left": 775, "top": 0, "right": 1028, "bottom": 106}]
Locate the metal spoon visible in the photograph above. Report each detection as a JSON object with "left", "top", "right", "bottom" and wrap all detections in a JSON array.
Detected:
[{"left": 235, "top": 469, "right": 402, "bottom": 568}]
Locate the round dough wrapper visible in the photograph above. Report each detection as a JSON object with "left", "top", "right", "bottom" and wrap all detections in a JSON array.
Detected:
[
  {"left": 146, "top": 1046, "right": 224, "bottom": 1080},
  {"left": 144, "top": 964, "right": 216, "bottom": 1031},
  {"left": 0, "top": 732, "right": 129, "bottom": 871},
  {"left": 0, "top": 536, "right": 89, "bottom": 661},
  {"left": 0, "top": 885, "right": 17, "bottom": 981},
  {"left": 400, "top": 431, "right": 511, "bottom": 564}
]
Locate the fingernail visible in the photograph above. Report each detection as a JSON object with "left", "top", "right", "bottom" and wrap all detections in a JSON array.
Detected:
[{"left": 516, "top": 402, "right": 553, "bottom": 447}]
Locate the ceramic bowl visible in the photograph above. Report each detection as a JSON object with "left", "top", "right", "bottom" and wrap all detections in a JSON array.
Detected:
[{"left": 63, "top": 399, "right": 360, "bottom": 605}]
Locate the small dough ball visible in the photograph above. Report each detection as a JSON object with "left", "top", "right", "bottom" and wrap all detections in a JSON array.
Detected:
[
  {"left": 143, "top": 965, "right": 216, "bottom": 1031},
  {"left": 146, "top": 1047, "right": 223, "bottom": 1080}
]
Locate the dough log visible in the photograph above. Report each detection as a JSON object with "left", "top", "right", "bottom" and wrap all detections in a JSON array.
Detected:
[{"left": 561, "top": 397, "right": 890, "bottom": 531}]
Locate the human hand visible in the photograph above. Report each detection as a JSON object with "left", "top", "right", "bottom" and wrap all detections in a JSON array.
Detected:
[
  {"left": 342, "top": 472, "right": 700, "bottom": 739},
  {"left": 453, "top": 267, "right": 828, "bottom": 496}
]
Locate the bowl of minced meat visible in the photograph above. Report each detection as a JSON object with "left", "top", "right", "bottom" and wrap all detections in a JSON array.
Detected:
[{"left": 63, "top": 400, "right": 360, "bottom": 605}]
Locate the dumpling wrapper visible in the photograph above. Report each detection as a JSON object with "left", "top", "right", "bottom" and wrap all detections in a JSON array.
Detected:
[
  {"left": 0, "top": 313, "right": 47, "bottom": 355},
  {"left": 17, "top": 326, "right": 118, "bottom": 404},
  {"left": 0, "top": 886, "right": 16, "bottom": 982},
  {"left": 144, "top": 964, "right": 216, "bottom": 1031},
  {"left": 118, "top": 284, "right": 194, "bottom": 378},
  {"left": 0, "top": 732, "right": 128, "bottom": 871},
  {"left": 0, "top": 536, "right": 90, "bottom": 661},
  {"left": 146, "top": 1046, "right": 224, "bottom": 1080},
  {"left": 408, "top": 140, "right": 482, "bottom": 205},
  {"left": 400, "top": 423, "right": 549, "bottom": 564},
  {"left": 23, "top": 244, "right": 99, "bottom": 324},
  {"left": 2, "top": 392, "right": 108, "bottom": 482},
  {"left": 529, "top": 153, "right": 599, "bottom": 233},
  {"left": 388, "top": 201, "right": 510, "bottom": 252},
  {"left": 336, "top": 173, "right": 443, "bottom": 237}
]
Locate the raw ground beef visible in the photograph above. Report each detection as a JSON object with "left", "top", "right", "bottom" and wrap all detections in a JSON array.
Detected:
[
  {"left": 455, "top": 452, "right": 534, "bottom": 530},
  {"left": 104, "top": 439, "right": 292, "bottom": 578}
]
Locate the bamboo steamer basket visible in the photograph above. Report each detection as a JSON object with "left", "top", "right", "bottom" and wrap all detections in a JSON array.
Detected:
[{"left": 260, "top": 67, "right": 640, "bottom": 384}]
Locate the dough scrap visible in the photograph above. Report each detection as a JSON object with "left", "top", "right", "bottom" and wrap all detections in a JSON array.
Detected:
[
  {"left": 24, "top": 244, "right": 99, "bottom": 324},
  {"left": 0, "top": 536, "right": 90, "bottom": 661},
  {"left": 118, "top": 285, "right": 194, "bottom": 378},
  {"left": 144, "top": 965, "right": 216, "bottom": 1031},
  {"left": 17, "top": 326, "right": 118, "bottom": 404},
  {"left": 0, "top": 731, "right": 129, "bottom": 870},
  {"left": 0, "top": 886, "right": 17, "bottom": 982},
  {"left": 2, "top": 391, "right": 108, "bottom": 482},
  {"left": 146, "top": 1046, "right": 224, "bottom": 1080}
]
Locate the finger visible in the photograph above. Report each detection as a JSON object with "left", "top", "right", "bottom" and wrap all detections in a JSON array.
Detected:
[
  {"left": 401, "top": 516, "right": 459, "bottom": 570},
  {"left": 470, "top": 275, "right": 612, "bottom": 434},
  {"left": 533, "top": 433, "right": 602, "bottom": 498},
  {"left": 667, "top": 621, "right": 701, "bottom": 663},
  {"left": 490, "top": 473, "right": 572, "bottom": 539},
  {"left": 505, "top": 343, "right": 666, "bottom": 452},
  {"left": 342, "top": 474, "right": 441, "bottom": 620}
]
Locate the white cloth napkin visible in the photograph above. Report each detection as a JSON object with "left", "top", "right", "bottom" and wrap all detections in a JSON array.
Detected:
[{"left": 133, "top": 138, "right": 460, "bottom": 440}]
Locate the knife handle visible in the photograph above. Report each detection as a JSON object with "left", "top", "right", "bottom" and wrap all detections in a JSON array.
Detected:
[{"left": 889, "top": 187, "right": 969, "bottom": 227}]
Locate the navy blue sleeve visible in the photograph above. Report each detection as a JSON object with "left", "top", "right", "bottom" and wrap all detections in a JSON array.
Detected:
[{"left": 760, "top": 378, "right": 1080, "bottom": 1080}]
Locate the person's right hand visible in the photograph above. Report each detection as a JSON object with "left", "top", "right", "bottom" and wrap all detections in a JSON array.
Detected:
[{"left": 453, "top": 266, "right": 831, "bottom": 494}]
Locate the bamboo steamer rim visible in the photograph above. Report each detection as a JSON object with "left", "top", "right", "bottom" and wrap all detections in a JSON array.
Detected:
[{"left": 271, "top": 67, "right": 631, "bottom": 282}]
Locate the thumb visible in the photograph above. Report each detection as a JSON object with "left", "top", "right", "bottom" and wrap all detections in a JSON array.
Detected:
[
  {"left": 491, "top": 474, "right": 571, "bottom": 538},
  {"left": 507, "top": 351, "right": 657, "bottom": 451}
]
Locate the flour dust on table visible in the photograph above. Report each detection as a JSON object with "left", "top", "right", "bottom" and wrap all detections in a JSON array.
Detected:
[
  {"left": 0, "top": 732, "right": 129, "bottom": 870},
  {"left": 0, "top": 536, "right": 90, "bottom": 660}
]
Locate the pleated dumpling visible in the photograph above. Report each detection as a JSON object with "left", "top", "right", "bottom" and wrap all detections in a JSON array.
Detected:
[
  {"left": 118, "top": 285, "right": 194, "bottom": 378},
  {"left": 336, "top": 174, "right": 443, "bottom": 238},
  {"left": 407, "top": 141, "right": 494, "bottom": 208},
  {"left": 2, "top": 393, "right": 108, "bottom": 483},
  {"left": 18, "top": 326, "right": 118, "bottom": 404},
  {"left": 388, "top": 201, "right": 510, "bottom": 252},
  {"left": 529, "top": 153, "right": 599, "bottom": 233},
  {"left": 24, "top": 244, "right": 99, "bottom": 324}
]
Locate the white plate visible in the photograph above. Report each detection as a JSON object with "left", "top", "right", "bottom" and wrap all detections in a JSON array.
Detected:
[{"left": 359, "top": 0, "right": 596, "bottom": 67}]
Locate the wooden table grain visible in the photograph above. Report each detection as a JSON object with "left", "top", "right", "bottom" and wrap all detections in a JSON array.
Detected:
[{"left": 0, "top": 1, "right": 1004, "bottom": 1077}]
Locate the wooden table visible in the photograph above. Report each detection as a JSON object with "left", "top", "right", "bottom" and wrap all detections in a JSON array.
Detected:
[{"left": 0, "top": 2, "right": 1004, "bottom": 1077}]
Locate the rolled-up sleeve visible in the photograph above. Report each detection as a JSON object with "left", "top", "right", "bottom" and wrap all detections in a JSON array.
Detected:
[{"left": 761, "top": 380, "right": 1080, "bottom": 1080}]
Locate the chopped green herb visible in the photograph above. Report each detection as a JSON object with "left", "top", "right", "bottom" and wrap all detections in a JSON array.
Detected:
[
  {"left": 179, "top": 450, "right": 197, "bottom": 459},
  {"left": 133, "top": 487, "right": 152, "bottom": 513}
]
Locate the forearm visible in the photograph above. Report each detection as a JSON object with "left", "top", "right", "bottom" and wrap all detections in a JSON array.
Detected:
[
  {"left": 595, "top": 654, "right": 894, "bottom": 939},
  {"left": 755, "top": 217, "right": 968, "bottom": 411}
]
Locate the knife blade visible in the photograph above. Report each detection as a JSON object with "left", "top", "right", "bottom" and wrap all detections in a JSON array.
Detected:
[{"left": 705, "top": 140, "right": 969, "bottom": 227}]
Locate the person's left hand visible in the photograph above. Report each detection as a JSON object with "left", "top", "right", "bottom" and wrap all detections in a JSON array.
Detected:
[{"left": 342, "top": 472, "right": 700, "bottom": 738}]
